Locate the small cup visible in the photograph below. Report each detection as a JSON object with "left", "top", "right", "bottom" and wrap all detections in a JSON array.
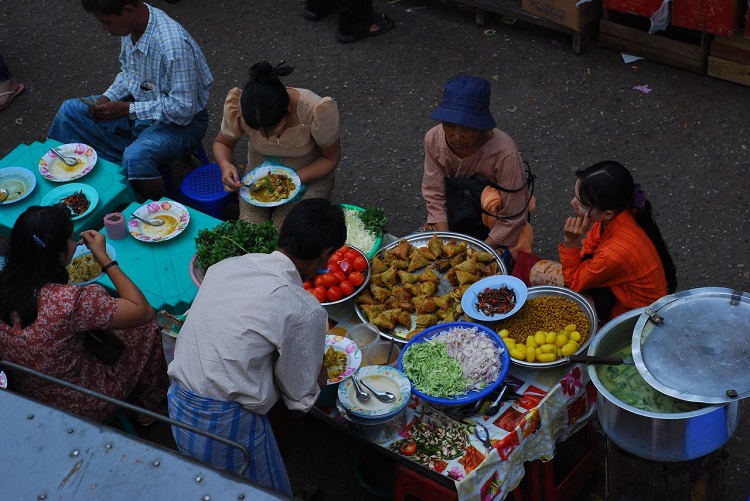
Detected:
[
  {"left": 103, "top": 212, "right": 127, "bottom": 240},
  {"left": 364, "top": 341, "right": 401, "bottom": 368},
  {"left": 345, "top": 323, "right": 380, "bottom": 351}
]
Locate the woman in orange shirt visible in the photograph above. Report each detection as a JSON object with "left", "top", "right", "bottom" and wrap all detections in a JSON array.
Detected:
[{"left": 534, "top": 161, "right": 677, "bottom": 323}]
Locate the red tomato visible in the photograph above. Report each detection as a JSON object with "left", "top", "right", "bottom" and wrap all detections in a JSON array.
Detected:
[
  {"left": 348, "top": 271, "right": 365, "bottom": 287},
  {"left": 339, "top": 280, "right": 355, "bottom": 297},
  {"left": 321, "top": 273, "right": 339, "bottom": 288},
  {"left": 338, "top": 245, "right": 350, "bottom": 254},
  {"left": 326, "top": 286, "right": 343, "bottom": 302},
  {"left": 312, "top": 287, "right": 327, "bottom": 303},
  {"left": 333, "top": 271, "right": 347, "bottom": 284},
  {"left": 303, "top": 280, "right": 314, "bottom": 291},
  {"left": 400, "top": 442, "right": 417, "bottom": 456},
  {"left": 344, "top": 249, "right": 360, "bottom": 263},
  {"left": 326, "top": 262, "right": 340, "bottom": 273},
  {"left": 314, "top": 275, "right": 325, "bottom": 287},
  {"left": 352, "top": 256, "right": 368, "bottom": 272},
  {"left": 329, "top": 252, "right": 344, "bottom": 264}
]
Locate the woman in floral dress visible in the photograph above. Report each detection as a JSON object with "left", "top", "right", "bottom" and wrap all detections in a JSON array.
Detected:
[{"left": 0, "top": 205, "right": 169, "bottom": 422}]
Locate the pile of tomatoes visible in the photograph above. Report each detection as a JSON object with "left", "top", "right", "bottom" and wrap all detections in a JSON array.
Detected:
[{"left": 304, "top": 245, "right": 368, "bottom": 303}]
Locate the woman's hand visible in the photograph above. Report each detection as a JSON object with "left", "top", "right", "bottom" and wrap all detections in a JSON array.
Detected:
[
  {"left": 79, "top": 230, "right": 112, "bottom": 266},
  {"left": 563, "top": 214, "right": 591, "bottom": 248},
  {"left": 220, "top": 163, "right": 243, "bottom": 192},
  {"left": 213, "top": 131, "right": 243, "bottom": 191}
]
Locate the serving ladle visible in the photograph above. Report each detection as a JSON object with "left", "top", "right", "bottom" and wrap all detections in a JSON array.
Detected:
[
  {"left": 49, "top": 147, "right": 79, "bottom": 167},
  {"left": 483, "top": 385, "right": 508, "bottom": 417},
  {"left": 351, "top": 373, "right": 370, "bottom": 403},
  {"left": 131, "top": 214, "right": 165, "bottom": 226},
  {"left": 359, "top": 378, "right": 396, "bottom": 404}
]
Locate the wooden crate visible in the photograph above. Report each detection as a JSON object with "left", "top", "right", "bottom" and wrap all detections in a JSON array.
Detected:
[
  {"left": 599, "top": 9, "right": 713, "bottom": 74},
  {"left": 708, "top": 32, "right": 750, "bottom": 86}
]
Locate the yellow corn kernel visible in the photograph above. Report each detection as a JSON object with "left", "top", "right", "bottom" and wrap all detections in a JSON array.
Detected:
[
  {"left": 540, "top": 344, "right": 556, "bottom": 354},
  {"left": 498, "top": 329, "right": 509, "bottom": 338},
  {"left": 555, "top": 334, "right": 569, "bottom": 348},
  {"left": 564, "top": 324, "right": 577, "bottom": 332},
  {"left": 538, "top": 353, "right": 556, "bottom": 363},
  {"left": 569, "top": 331, "right": 581, "bottom": 342}
]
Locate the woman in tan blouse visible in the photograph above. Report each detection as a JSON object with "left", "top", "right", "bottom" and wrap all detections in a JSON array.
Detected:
[{"left": 214, "top": 61, "right": 341, "bottom": 227}]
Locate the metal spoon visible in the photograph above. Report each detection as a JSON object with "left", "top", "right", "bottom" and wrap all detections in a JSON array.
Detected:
[
  {"left": 0, "top": 188, "right": 8, "bottom": 202},
  {"left": 483, "top": 385, "right": 508, "bottom": 417},
  {"left": 358, "top": 378, "right": 396, "bottom": 403},
  {"left": 49, "top": 148, "right": 79, "bottom": 167},
  {"left": 351, "top": 374, "right": 370, "bottom": 402},
  {"left": 131, "top": 214, "right": 165, "bottom": 227}
]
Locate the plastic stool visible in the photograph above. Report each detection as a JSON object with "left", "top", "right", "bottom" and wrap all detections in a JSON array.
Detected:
[
  {"left": 158, "top": 143, "right": 211, "bottom": 197},
  {"left": 393, "top": 463, "right": 457, "bottom": 501},
  {"left": 179, "top": 163, "right": 233, "bottom": 219}
]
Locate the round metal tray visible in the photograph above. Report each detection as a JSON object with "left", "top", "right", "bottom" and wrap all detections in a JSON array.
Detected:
[{"left": 354, "top": 231, "right": 507, "bottom": 344}]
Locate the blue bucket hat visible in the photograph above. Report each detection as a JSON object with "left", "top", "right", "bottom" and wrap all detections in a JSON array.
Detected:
[{"left": 430, "top": 75, "right": 497, "bottom": 131}]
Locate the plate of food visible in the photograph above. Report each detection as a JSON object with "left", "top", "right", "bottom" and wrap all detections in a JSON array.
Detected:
[
  {"left": 240, "top": 164, "right": 301, "bottom": 207},
  {"left": 41, "top": 183, "right": 98, "bottom": 220},
  {"left": 324, "top": 335, "right": 362, "bottom": 384},
  {"left": 129, "top": 200, "right": 190, "bottom": 242},
  {"left": 398, "top": 321, "right": 509, "bottom": 407},
  {"left": 337, "top": 364, "right": 411, "bottom": 419},
  {"left": 0, "top": 166, "right": 36, "bottom": 205},
  {"left": 461, "top": 275, "right": 527, "bottom": 322},
  {"left": 67, "top": 243, "right": 117, "bottom": 286},
  {"left": 38, "top": 143, "right": 97, "bottom": 182},
  {"left": 339, "top": 204, "right": 386, "bottom": 259},
  {"left": 354, "top": 232, "right": 508, "bottom": 344}
]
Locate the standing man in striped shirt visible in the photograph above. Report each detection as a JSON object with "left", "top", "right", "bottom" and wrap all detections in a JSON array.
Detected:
[{"left": 48, "top": 0, "right": 213, "bottom": 201}]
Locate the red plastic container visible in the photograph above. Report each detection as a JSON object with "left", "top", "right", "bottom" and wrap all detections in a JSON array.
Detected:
[
  {"left": 671, "top": 0, "right": 744, "bottom": 37},
  {"left": 603, "top": 0, "right": 664, "bottom": 17}
]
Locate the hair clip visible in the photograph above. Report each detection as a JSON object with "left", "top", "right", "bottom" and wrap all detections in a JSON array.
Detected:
[{"left": 32, "top": 234, "right": 46, "bottom": 248}]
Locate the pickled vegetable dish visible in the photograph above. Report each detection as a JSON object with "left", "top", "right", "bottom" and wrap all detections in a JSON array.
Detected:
[{"left": 598, "top": 344, "right": 704, "bottom": 413}]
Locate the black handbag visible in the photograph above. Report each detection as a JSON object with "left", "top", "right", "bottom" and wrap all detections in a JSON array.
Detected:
[
  {"left": 444, "top": 162, "right": 536, "bottom": 240},
  {"left": 82, "top": 330, "right": 126, "bottom": 366}
]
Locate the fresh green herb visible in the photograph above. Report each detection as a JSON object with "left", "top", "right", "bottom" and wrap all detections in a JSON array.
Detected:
[
  {"left": 194, "top": 220, "right": 278, "bottom": 270},
  {"left": 359, "top": 206, "right": 388, "bottom": 236}
]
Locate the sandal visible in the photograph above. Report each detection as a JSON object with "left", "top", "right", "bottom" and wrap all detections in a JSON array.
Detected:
[
  {"left": 335, "top": 13, "right": 394, "bottom": 43},
  {"left": 0, "top": 83, "right": 25, "bottom": 112}
]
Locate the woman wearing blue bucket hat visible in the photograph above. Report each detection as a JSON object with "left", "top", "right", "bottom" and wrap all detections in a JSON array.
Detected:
[{"left": 421, "top": 75, "right": 535, "bottom": 266}]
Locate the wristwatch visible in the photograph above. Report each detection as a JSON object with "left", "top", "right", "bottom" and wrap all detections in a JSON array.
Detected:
[{"left": 128, "top": 103, "right": 137, "bottom": 121}]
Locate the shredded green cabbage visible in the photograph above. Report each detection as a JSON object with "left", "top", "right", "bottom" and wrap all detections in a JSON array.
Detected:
[{"left": 402, "top": 340, "right": 468, "bottom": 398}]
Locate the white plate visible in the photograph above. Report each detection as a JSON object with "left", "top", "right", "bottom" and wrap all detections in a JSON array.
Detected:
[
  {"left": 325, "top": 335, "right": 362, "bottom": 384},
  {"left": 461, "top": 275, "right": 528, "bottom": 321},
  {"left": 67, "top": 243, "right": 117, "bottom": 285},
  {"left": 240, "top": 164, "right": 301, "bottom": 207},
  {"left": 38, "top": 143, "right": 97, "bottom": 182},
  {"left": 0, "top": 167, "right": 36, "bottom": 205},
  {"left": 128, "top": 200, "right": 190, "bottom": 242},
  {"left": 41, "top": 183, "right": 99, "bottom": 220},
  {"left": 337, "top": 365, "right": 411, "bottom": 418}
]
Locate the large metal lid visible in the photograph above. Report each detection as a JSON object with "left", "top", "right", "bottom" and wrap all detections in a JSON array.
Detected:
[{"left": 632, "top": 287, "right": 750, "bottom": 404}]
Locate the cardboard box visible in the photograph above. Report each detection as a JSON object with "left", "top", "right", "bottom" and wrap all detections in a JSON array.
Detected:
[
  {"left": 672, "top": 0, "right": 744, "bottom": 37},
  {"left": 603, "top": 0, "right": 663, "bottom": 18},
  {"left": 522, "top": 0, "right": 602, "bottom": 30}
]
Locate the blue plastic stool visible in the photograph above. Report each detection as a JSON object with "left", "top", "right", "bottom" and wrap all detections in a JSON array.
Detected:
[{"left": 179, "top": 163, "right": 233, "bottom": 219}]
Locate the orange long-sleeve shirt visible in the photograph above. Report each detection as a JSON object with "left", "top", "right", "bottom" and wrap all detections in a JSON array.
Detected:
[{"left": 558, "top": 209, "right": 667, "bottom": 320}]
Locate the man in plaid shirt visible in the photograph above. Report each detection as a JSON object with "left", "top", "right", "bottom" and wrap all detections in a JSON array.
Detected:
[{"left": 48, "top": 0, "right": 213, "bottom": 200}]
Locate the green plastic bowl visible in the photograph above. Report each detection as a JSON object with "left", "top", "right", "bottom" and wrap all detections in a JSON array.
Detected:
[{"left": 338, "top": 203, "right": 383, "bottom": 259}]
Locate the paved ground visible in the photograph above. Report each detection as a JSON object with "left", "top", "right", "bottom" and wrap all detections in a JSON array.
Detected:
[{"left": 2, "top": 0, "right": 750, "bottom": 499}]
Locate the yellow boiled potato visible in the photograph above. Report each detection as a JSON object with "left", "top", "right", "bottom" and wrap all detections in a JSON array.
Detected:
[
  {"left": 526, "top": 336, "right": 538, "bottom": 349},
  {"left": 545, "top": 331, "right": 557, "bottom": 344},
  {"left": 499, "top": 329, "right": 509, "bottom": 338},
  {"left": 569, "top": 331, "right": 581, "bottom": 342},
  {"left": 503, "top": 338, "right": 516, "bottom": 349},
  {"left": 564, "top": 324, "right": 577, "bottom": 332},
  {"left": 540, "top": 344, "right": 556, "bottom": 354},
  {"left": 555, "top": 334, "right": 569, "bottom": 348},
  {"left": 534, "top": 331, "right": 546, "bottom": 346},
  {"left": 538, "top": 353, "right": 556, "bottom": 363},
  {"left": 526, "top": 345, "right": 536, "bottom": 362},
  {"left": 556, "top": 347, "right": 563, "bottom": 358},
  {"left": 561, "top": 342, "right": 579, "bottom": 356},
  {"left": 510, "top": 347, "right": 526, "bottom": 360}
]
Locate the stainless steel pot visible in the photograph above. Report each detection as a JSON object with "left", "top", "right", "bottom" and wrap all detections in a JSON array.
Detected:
[{"left": 587, "top": 307, "right": 739, "bottom": 462}]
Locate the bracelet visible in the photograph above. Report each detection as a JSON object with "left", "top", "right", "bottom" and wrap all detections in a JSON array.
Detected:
[{"left": 101, "top": 260, "right": 119, "bottom": 273}]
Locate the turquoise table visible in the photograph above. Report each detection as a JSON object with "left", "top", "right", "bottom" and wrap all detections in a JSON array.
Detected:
[
  {"left": 0, "top": 140, "right": 135, "bottom": 235},
  {"left": 98, "top": 198, "right": 222, "bottom": 314}
]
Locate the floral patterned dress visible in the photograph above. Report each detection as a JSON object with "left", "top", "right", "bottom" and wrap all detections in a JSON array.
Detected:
[{"left": 0, "top": 283, "right": 169, "bottom": 422}]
